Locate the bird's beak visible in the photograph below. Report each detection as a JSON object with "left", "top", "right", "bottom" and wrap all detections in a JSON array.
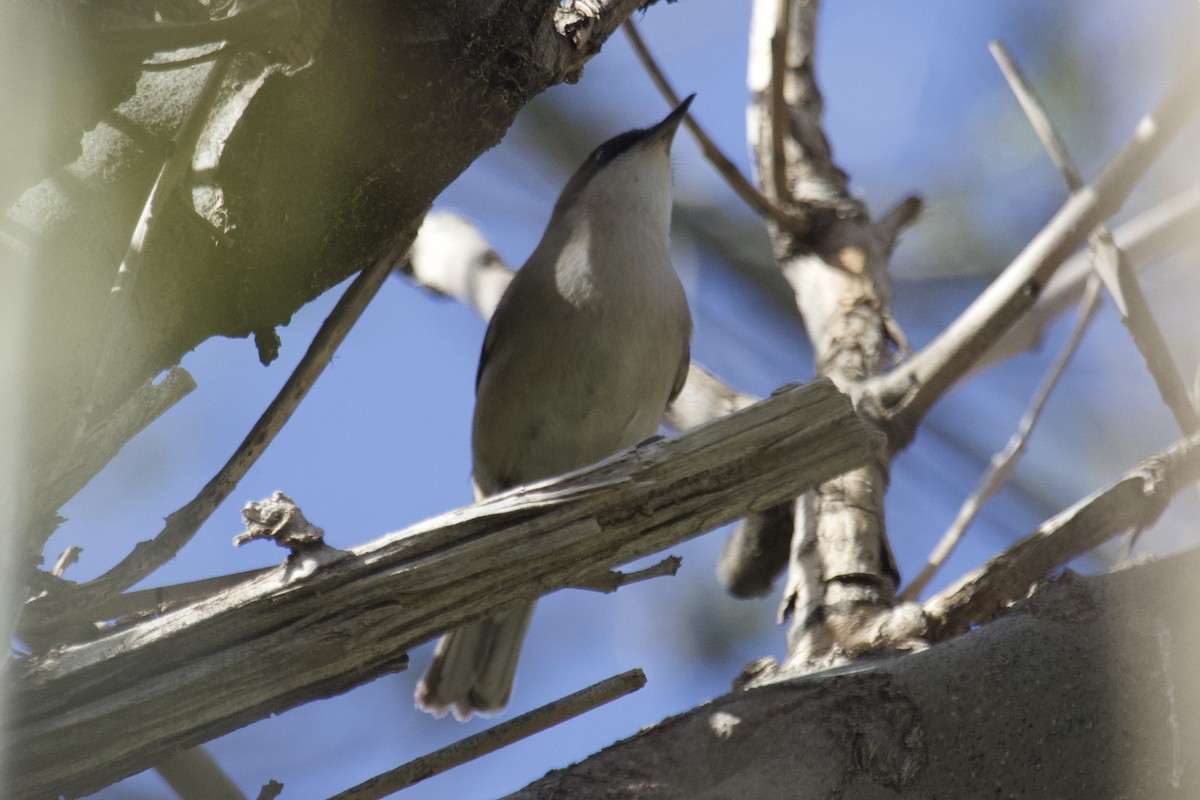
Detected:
[{"left": 649, "top": 93, "right": 696, "bottom": 147}]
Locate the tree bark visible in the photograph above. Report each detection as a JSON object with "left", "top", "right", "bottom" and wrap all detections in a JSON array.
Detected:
[
  {"left": 506, "top": 548, "right": 1200, "bottom": 799},
  {"left": 8, "top": 0, "right": 658, "bottom": 564}
]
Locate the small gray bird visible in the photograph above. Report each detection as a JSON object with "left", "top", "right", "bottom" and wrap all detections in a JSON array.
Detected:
[{"left": 415, "top": 96, "right": 696, "bottom": 720}]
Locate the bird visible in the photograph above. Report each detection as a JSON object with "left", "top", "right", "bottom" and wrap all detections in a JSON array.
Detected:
[{"left": 415, "top": 95, "right": 696, "bottom": 720}]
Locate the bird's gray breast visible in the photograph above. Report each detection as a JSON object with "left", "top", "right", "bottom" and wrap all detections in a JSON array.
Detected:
[{"left": 471, "top": 252, "right": 688, "bottom": 494}]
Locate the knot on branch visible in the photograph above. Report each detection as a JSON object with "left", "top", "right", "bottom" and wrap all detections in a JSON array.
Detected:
[
  {"left": 555, "top": 0, "right": 605, "bottom": 52},
  {"left": 234, "top": 491, "right": 326, "bottom": 553}
]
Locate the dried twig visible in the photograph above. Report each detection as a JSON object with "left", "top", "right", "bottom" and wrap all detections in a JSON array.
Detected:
[
  {"left": 34, "top": 367, "right": 196, "bottom": 529},
  {"left": 900, "top": 276, "right": 1102, "bottom": 602},
  {"left": 874, "top": 59, "right": 1200, "bottom": 433},
  {"left": 621, "top": 20, "right": 809, "bottom": 234},
  {"left": 924, "top": 430, "right": 1200, "bottom": 639},
  {"left": 13, "top": 380, "right": 878, "bottom": 800},
  {"left": 989, "top": 41, "right": 1199, "bottom": 435},
  {"left": 574, "top": 555, "right": 682, "bottom": 592},
  {"left": 328, "top": 670, "right": 647, "bottom": 800},
  {"left": 21, "top": 229, "right": 415, "bottom": 634}
]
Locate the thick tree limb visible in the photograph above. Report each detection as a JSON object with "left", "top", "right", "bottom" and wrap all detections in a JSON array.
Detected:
[
  {"left": 13, "top": 0, "right": 670, "bottom": 573},
  {"left": 10, "top": 379, "right": 880, "bottom": 800},
  {"left": 505, "top": 549, "right": 1200, "bottom": 799}
]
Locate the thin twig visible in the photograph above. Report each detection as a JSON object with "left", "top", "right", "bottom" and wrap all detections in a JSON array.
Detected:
[
  {"left": 327, "top": 670, "right": 648, "bottom": 800},
  {"left": 621, "top": 20, "right": 809, "bottom": 234},
  {"left": 924, "top": 430, "right": 1200, "bottom": 640},
  {"left": 987, "top": 42, "right": 1084, "bottom": 188},
  {"left": 35, "top": 367, "right": 197, "bottom": 525},
  {"left": 574, "top": 555, "right": 682, "bottom": 592},
  {"left": 874, "top": 59, "right": 1200, "bottom": 433},
  {"left": 21, "top": 231, "right": 415, "bottom": 633},
  {"left": 990, "top": 41, "right": 1199, "bottom": 436},
  {"left": 900, "top": 276, "right": 1103, "bottom": 601}
]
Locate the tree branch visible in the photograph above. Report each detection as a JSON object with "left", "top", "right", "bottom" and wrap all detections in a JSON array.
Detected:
[
  {"left": 990, "top": 41, "right": 1198, "bottom": 436},
  {"left": 923, "top": 430, "right": 1200, "bottom": 639},
  {"left": 900, "top": 277, "right": 1102, "bottom": 602},
  {"left": 330, "top": 670, "right": 646, "bottom": 799},
  {"left": 747, "top": 0, "right": 913, "bottom": 662},
  {"left": 17, "top": 0, "right": 670, "bottom": 575},
  {"left": 872, "top": 59, "right": 1200, "bottom": 435},
  {"left": 976, "top": 187, "right": 1200, "bottom": 373},
  {"left": 10, "top": 379, "right": 880, "bottom": 800},
  {"left": 505, "top": 548, "right": 1200, "bottom": 798}
]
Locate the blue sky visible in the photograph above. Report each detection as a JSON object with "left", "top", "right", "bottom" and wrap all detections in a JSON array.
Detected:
[{"left": 48, "top": 1, "right": 1200, "bottom": 796}]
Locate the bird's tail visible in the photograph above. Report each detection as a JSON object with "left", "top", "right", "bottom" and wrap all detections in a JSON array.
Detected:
[{"left": 415, "top": 601, "right": 535, "bottom": 721}]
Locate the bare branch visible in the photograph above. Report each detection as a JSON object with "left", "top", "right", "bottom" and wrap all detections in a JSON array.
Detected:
[
  {"left": 155, "top": 747, "right": 246, "bottom": 800},
  {"left": 900, "top": 277, "right": 1103, "bottom": 602},
  {"left": 11, "top": 379, "right": 880, "bottom": 799},
  {"left": 873, "top": 59, "right": 1200, "bottom": 433},
  {"left": 978, "top": 188, "right": 1200, "bottom": 371},
  {"left": 621, "top": 20, "right": 810, "bottom": 234},
  {"left": 989, "top": 41, "right": 1199, "bottom": 435},
  {"left": 748, "top": 0, "right": 904, "bottom": 663},
  {"left": 21, "top": 228, "right": 416, "bottom": 634},
  {"left": 31, "top": 367, "right": 196, "bottom": 529},
  {"left": 923, "top": 430, "right": 1200, "bottom": 639},
  {"left": 329, "top": 670, "right": 647, "bottom": 800}
]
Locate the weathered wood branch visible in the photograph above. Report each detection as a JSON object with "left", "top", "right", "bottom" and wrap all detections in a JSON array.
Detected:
[
  {"left": 505, "top": 548, "right": 1200, "bottom": 799},
  {"left": 924, "top": 429, "right": 1200, "bottom": 639},
  {"left": 11, "top": 378, "right": 880, "bottom": 800}
]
